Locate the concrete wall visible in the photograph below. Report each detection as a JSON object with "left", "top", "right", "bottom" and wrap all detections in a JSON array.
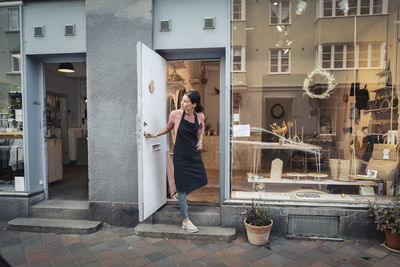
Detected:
[
  {"left": 86, "top": 0, "right": 152, "bottom": 226},
  {"left": 153, "top": 0, "right": 229, "bottom": 50},
  {"left": 23, "top": 0, "right": 85, "bottom": 55}
]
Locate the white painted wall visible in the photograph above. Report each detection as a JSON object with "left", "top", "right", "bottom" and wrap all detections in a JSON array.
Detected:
[
  {"left": 154, "top": 0, "right": 229, "bottom": 50},
  {"left": 22, "top": 0, "right": 86, "bottom": 55}
]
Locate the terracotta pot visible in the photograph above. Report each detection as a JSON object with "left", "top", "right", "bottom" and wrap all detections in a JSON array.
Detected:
[
  {"left": 244, "top": 218, "right": 273, "bottom": 246},
  {"left": 384, "top": 230, "right": 400, "bottom": 250}
]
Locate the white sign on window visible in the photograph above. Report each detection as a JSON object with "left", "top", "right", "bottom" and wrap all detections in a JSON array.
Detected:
[{"left": 233, "top": 124, "right": 250, "bottom": 137}]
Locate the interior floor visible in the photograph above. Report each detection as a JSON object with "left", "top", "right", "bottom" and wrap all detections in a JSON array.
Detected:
[
  {"left": 49, "top": 165, "right": 88, "bottom": 200},
  {"left": 186, "top": 169, "right": 219, "bottom": 203}
]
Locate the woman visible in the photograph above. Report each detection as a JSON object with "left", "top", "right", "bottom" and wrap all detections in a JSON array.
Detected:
[{"left": 145, "top": 91, "right": 208, "bottom": 233}]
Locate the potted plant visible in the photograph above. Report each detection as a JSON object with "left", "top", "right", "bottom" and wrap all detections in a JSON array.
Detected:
[
  {"left": 369, "top": 201, "right": 400, "bottom": 250},
  {"left": 242, "top": 200, "right": 273, "bottom": 246}
]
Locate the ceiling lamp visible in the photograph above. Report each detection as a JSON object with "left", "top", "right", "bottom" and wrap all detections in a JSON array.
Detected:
[{"left": 57, "top": 63, "right": 75, "bottom": 73}]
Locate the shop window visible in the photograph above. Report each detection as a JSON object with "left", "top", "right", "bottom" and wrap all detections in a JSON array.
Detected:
[
  {"left": 270, "top": 49, "right": 290, "bottom": 73},
  {"left": 8, "top": 8, "right": 19, "bottom": 31},
  {"left": 10, "top": 52, "right": 21, "bottom": 73},
  {"left": 233, "top": 0, "right": 246, "bottom": 21},
  {"left": 232, "top": 47, "right": 245, "bottom": 71},
  {"left": 270, "top": 0, "right": 291, "bottom": 25},
  {"left": 319, "top": 43, "right": 384, "bottom": 69},
  {"left": 322, "top": 0, "right": 386, "bottom": 17}
]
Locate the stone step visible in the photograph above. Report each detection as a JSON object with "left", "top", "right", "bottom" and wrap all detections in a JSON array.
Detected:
[
  {"left": 7, "top": 217, "right": 102, "bottom": 234},
  {"left": 151, "top": 203, "right": 221, "bottom": 226},
  {"left": 30, "top": 200, "right": 89, "bottom": 220},
  {"left": 135, "top": 223, "right": 236, "bottom": 242}
]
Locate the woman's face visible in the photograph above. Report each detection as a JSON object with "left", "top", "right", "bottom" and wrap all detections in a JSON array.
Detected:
[{"left": 181, "top": 95, "right": 196, "bottom": 112}]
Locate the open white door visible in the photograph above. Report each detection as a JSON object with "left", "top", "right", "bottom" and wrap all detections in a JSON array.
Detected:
[{"left": 137, "top": 42, "right": 167, "bottom": 222}]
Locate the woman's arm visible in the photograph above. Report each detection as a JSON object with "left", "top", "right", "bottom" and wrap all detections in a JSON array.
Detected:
[
  {"left": 144, "top": 127, "right": 170, "bottom": 138},
  {"left": 196, "top": 132, "right": 203, "bottom": 150}
]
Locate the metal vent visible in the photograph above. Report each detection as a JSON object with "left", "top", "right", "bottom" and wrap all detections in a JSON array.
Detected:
[
  {"left": 203, "top": 17, "right": 215, "bottom": 29},
  {"left": 160, "top": 19, "right": 171, "bottom": 31},
  {"left": 65, "top": 24, "right": 75, "bottom": 36},
  {"left": 288, "top": 215, "right": 339, "bottom": 238},
  {"left": 34, "top": 25, "right": 44, "bottom": 37}
]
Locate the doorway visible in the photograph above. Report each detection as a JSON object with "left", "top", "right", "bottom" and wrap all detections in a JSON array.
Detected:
[
  {"left": 166, "top": 60, "right": 221, "bottom": 203},
  {"left": 44, "top": 62, "right": 88, "bottom": 200}
]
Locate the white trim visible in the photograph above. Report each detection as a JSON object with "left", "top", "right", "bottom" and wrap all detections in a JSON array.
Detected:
[
  {"left": 232, "top": 0, "right": 246, "bottom": 21},
  {"left": 269, "top": 0, "right": 291, "bottom": 25},
  {"left": 8, "top": 7, "right": 19, "bottom": 31},
  {"left": 320, "top": 0, "right": 387, "bottom": 17},
  {"left": 269, "top": 48, "right": 291, "bottom": 74},
  {"left": 0, "top": 1, "right": 22, "bottom": 7},
  {"left": 10, "top": 51, "right": 21, "bottom": 73}
]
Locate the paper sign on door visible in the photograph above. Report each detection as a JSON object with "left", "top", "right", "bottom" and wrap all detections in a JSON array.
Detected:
[{"left": 233, "top": 125, "right": 250, "bottom": 137}]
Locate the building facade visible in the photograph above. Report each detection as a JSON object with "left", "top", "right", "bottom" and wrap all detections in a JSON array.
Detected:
[{"left": 0, "top": 0, "right": 399, "bottom": 239}]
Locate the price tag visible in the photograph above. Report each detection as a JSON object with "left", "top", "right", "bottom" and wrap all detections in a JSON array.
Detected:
[{"left": 383, "top": 148, "right": 390, "bottom": 160}]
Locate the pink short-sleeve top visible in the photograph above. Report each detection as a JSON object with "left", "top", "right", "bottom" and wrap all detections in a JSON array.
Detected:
[{"left": 165, "top": 109, "right": 205, "bottom": 142}]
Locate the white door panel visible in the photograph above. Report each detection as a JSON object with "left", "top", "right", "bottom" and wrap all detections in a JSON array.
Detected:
[{"left": 137, "top": 42, "right": 167, "bottom": 222}]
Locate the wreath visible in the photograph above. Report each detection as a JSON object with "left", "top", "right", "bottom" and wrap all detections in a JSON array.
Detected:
[
  {"left": 270, "top": 103, "right": 285, "bottom": 119},
  {"left": 303, "top": 69, "right": 337, "bottom": 99}
]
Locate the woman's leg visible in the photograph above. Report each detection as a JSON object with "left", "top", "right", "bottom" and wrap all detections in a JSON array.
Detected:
[{"left": 177, "top": 192, "right": 189, "bottom": 220}]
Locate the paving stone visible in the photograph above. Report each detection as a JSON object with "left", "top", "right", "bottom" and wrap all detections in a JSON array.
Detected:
[
  {"left": 2, "top": 254, "right": 26, "bottom": 266},
  {"left": 153, "top": 257, "right": 177, "bottom": 267},
  {"left": 211, "top": 263, "right": 229, "bottom": 267},
  {"left": 81, "top": 261, "right": 104, "bottom": 267},
  {"left": 264, "top": 253, "right": 290, "bottom": 266},
  {"left": 76, "top": 254, "right": 97, "bottom": 265},
  {"left": 53, "top": 259, "right": 78, "bottom": 267},
  {"left": 112, "top": 244, "right": 133, "bottom": 254},
  {"left": 277, "top": 248, "right": 301, "bottom": 261},
  {"left": 21, "top": 237, "right": 42, "bottom": 248},
  {"left": 1, "top": 244, "right": 23, "bottom": 254},
  {"left": 88, "top": 242, "right": 110, "bottom": 253},
  {"left": 119, "top": 249, "right": 142, "bottom": 261},
  {"left": 29, "top": 258, "right": 52, "bottom": 267},
  {"left": 125, "top": 256, "right": 151, "bottom": 267},
  {"left": 94, "top": 248, "right": 118, "bottom": 260},
  {"left": 180, "top": 261, "right": 204, "bottom": 267},
  {"left": 110, "top": 263, "right": 130, "bottom": 267},
  {"left": 51, "top": 253, "right": 73, "bottom": 265},
  {"left": 48, "top": 247, "right": 68, "bottom": 257},
  {"left": 116, "top": 228, "right": 135, "bottom": 238},
  {"left": 303, "top": 249, "right": 327, "bottom": 261},
  {"left": 238, "top": 249, "right": 269, "bottom": 263},
  {"left": 365, "top": 247, "right": 389, "bottom": 258},
  {"left": 196, "top": 255, "right": 222, "bottom": 266},
  {"left": 121, "top": 234, "right": 142, "bottom": 243},
  {"left": 108, "top": 238, "right": 126, "bottom": 248},
  {"left": 2, "top": 238, "right": 21, "bottom": 246},
  {"left": 153, "top": 240, "right": 182, "bottom": 256},
  {"left": 145, "top": 251, "right": 167, "bottom": 263},
  {"left": 2, "top": 248, "right": 25, "bottom": 260},
  {"left": 99, "top": 255, "right": 124, "bottom": 266},
  {"left": 339, "top": 245, "right": 362, "bottom": 257}
]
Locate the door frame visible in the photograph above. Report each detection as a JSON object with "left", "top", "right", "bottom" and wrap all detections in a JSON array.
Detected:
[
  {"left": 22, "top": 53, "right": 85, "bottom": 198},
  {"left": 156, "top": 48, "right": 230, "bottom": 205}
]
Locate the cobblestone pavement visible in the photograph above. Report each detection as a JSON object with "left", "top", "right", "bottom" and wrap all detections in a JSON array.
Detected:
[{"left": 1, "top": 221, "right": 400, "bottom": 267}]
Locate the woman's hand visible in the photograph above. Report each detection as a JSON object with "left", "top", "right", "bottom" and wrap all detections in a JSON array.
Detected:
[
  {"left": 144, "top": 132, "right": 156, "bottom": 138},
  {"left": 196, "top": 142, "right": 202, "bottom": 150}
]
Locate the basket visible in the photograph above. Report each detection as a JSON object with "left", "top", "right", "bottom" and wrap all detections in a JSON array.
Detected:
[
  {"left": 329, "top": 159, "right": 339, "bottom": 180},
  {"left": 338, "top": 160, "right": 351, "bottom": 181}
]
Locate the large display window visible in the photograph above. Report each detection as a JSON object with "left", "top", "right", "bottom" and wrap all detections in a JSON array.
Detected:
[
  {"left": 0, "top": 5, "right": 24, "bottom": 192},
  {"left": 231, "top": 0, "right": 399, "bottom": 204}
]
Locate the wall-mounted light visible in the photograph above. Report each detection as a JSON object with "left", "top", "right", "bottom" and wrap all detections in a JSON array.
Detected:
[
  {"left": 57, "top": 63, "right": 75, "bottom": 73},
  {"left": 296, "top": 0, "right": 307, "bottom": 16}
]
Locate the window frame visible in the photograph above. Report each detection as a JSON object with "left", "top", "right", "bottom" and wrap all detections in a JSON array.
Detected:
[
  {"left": 232, "top": 0, "right": 246, "bottom": 21},
  {"left": 232, "top": 46, "right": 246, "bottom": 72},
  {"left": 319, "top": 0, "right": 387, "bottom": 17},
  {"left": 270, "top": 0, "right": 291, "bottom": 25},
  {"left": 269, "top": 48, "right": 291, "bottom": 74},
  {"left": 10, "top": 51, "right": 21, "bottom": 73},
  {"left": 8, "top": 7, "right": 20, "bottom": 31},
  {"left": 317, "top": 43, "right": 385, "bottom": 70}
]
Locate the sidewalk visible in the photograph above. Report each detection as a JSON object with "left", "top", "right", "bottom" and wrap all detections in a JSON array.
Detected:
[{"left": 0, "top": 220, "right": 399, "bottom": 267}]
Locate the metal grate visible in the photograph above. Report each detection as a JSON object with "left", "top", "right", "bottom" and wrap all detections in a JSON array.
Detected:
[
  {"left": 203, "top": 17, "right": 215, "bottom": 29},
  {"left": 65, "top": 24, "right": 75, "bottom": 36},
  {"left": 34, "top": 25, "right": 44, "bottom": 37},
  {"left": 288, "top": 215, "right": 339, "bottom": 238},
  {"left": 160, "top": 19, "right": 171, "bottom": 31}
]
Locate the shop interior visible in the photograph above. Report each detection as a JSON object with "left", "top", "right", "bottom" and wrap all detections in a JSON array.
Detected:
[
  {"left": 231, "top": 71, "right": 399, "bottom": 203},
  {"left": 45, "top": 62, "right": 88, "bottom": 200},
  {"left": 166, "top": 60, "right": 220, "bottom": 203}
]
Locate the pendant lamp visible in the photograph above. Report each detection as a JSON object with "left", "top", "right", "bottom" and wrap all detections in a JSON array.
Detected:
[{"left": 57, "top": 63, "right": 75, "bottom": 73}]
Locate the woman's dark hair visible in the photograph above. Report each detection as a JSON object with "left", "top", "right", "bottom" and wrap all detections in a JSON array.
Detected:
[{"left": 186, "top": 91, "right": 203, "bottom": 113}]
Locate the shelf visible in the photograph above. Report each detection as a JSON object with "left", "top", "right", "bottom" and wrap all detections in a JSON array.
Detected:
[
  {"left": 364, "top": 107, "right": 398, "bottom": 113},
  {"left": 248, "top": 177, "right": 379, "bottom": 186}
]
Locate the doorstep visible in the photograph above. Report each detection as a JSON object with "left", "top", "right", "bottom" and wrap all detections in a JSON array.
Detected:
[{"left": 135, "top": 223, "right": 236, "bottom": 242}]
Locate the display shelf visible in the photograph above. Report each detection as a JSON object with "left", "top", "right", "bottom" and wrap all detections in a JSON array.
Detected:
[
  {"left": 167, "top": 81, "right": 185, "bottom": 89},
  {"left": 247, "top": 177, "right": 378, "bottom": 186},
  {"left": 363, "top": 106, "right": 398, "bottom": 113}
]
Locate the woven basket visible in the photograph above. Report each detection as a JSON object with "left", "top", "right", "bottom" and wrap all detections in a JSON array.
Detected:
[
  {"left": 329, "top": 159, "right": 339, "bottom": 180},
  {"left": 338, "top": 160, "right": 351, "bottom": 181}
]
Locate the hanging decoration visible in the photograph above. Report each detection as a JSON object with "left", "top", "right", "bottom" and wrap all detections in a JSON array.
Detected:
[
  {"left": 303, "top": 69, "right": 337, "bottom": 99},
  {"left": 270, "top": 103, "right": 285, "bottom": 119}
]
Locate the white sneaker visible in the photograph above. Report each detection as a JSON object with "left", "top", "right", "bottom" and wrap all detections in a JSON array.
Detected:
[{"left": 182, "top": 220, "right": 198, "bottom": 233}]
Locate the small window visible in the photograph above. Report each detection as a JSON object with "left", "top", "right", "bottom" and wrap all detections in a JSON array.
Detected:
[
  {"left": 323, "top": 0, "right": 333, "bottom": 17},
  {"left": 10, "top": 52, "right": 21, "bottom": 73},
  {"left": 8, "top": 8, "right": 19, "bottom": 31},
  {"left": 232, "top": 47, "right": 245, "bottom": 71},
  {"left": 269, "top": 48, "right": 290, "bottom": 73},
  {"left": 233, "top": 0, "right": 246, "bottom": 20},
  {"left": 270, "top": 0, "right": 291, "bottom": 25},
  {"left": 321, "top": 0, "right": 386, "bottom": 17}
]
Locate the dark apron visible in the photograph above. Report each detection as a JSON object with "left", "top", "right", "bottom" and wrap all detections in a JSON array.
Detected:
[{"left": 173, "top": 111, "right": 208, "bottom": 193}]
